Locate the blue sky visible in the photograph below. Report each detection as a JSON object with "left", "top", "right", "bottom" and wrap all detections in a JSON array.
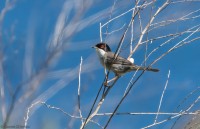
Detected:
[{"left": 0, "top": 0, "right": 200, "bottom": 129}]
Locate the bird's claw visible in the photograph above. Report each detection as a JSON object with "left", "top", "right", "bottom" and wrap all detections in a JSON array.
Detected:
[{"left": 104, "top": 81, "right": 111, "bottom": 87}]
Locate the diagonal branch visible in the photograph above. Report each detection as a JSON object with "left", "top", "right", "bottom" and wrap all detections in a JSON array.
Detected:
[{"left": 154, "top": 70, "right": 171, "bottom": 123}]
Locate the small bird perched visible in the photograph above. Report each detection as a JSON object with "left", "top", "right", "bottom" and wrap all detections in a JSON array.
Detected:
[{"left": 92, "top": 43, "right": 159, "bottom": 86}]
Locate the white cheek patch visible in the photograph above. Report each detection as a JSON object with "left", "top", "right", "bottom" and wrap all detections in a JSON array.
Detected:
[{"left": 96, "top": 49, "right": 106, "bottom": 57}]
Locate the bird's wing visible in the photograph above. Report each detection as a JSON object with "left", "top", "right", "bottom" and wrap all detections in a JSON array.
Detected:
[{"left": 106, "top": 52, "right": 133, "bottom": 65}]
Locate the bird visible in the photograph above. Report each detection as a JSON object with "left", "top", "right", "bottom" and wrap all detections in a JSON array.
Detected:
[{"left": 92, "top": 43, "right": 159, "bottom": 86}]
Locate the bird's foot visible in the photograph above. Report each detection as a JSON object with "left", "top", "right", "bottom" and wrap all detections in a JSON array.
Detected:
[{"left": 104, "top": 81, "right": 111, "bottom": 87}]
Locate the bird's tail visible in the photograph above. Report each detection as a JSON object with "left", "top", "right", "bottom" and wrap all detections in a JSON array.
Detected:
[{"left": 131, "top": 65, "right": 159, "bottom": 72}]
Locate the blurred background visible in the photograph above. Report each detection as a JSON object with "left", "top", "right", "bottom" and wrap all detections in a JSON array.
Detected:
[{"left": 0, "top": 0, "right": 200, "bottom": 129}]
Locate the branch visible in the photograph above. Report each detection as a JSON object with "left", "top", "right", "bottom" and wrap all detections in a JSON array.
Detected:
[
  {"left": 24, "top": 101, "right": 103, "bottom": 129},
  {"left": 128, "top": 0, "right": 170, "bottom": 59},
  {"left": 142, "top": 96, "right": 200, "bottom": 129},
  {"left": 78, "top": 57, "right": 83, "bottom": 124},
  {"left": 154, "top": 70, "right": 171, "bottom": 123},
  {"left": 96, "top": 112, "right": 198, "bottom": 116}
]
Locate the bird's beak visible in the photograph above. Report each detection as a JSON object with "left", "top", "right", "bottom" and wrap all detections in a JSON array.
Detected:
[{"left": 91, "top": 46, "right": 96, "bottom": 49}]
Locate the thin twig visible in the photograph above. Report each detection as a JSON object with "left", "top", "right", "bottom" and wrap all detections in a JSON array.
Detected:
[
  {"left": 96, "top": 112, "right": 199, "bottom": 116},
  {"left": 154, "top": 70, "right": 171, "bottom": 123},
  {"left": 100, "top": 22, "right": 102, "bottom": 42},
  {"left": 142, "top": 96, "right": 200, "bottom": 129},
  {"left": 78, "top": 57, "right": 83, "bottom": 124},
  {"left": 171, "top": 87, "right": 200, "bottom": 129},
  {"left": 101, "top": 1, "right": 154, "bottom": 28},
  {"left": 130, "top": 0, "right": 139, "bottom": 53},
  {"left": 104, "top": 0, "right": 118, "bottom": 42},
  {"left": 104, "top": 24, "right": 126, "bottom": 35},
  {"left": 176, "top": 87, "right": 200, "bottom": 111},
  {"left": 150, "top": 26, "right": 200, "bottom": 66},
  {"left": 24, "top": 101, "right": 103, "bottom": 129},
  {"left": 150, "top": 8, "right": 200, "bottom": 29}
]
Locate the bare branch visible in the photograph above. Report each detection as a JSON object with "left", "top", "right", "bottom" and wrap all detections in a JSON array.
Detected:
[
  {"left": 78, "top": 57, "right": 83, "bottom": 124},
  {"left": 154, "top": 70, "right": 171, "bottom": 123},
  {"left": 24, "top": 101, "right": 103, "bottom": 129},
  {"left": 100, "top": 22, "right": 103, "bottom": 42},
  {"left": 128, "top": 0, "right": 170, "bottom": 59},
  {"left": 103, "top": 24, "right": 126, "bottom": 35},
  {"left": 150, "top": 26, "right": 200, "bottom": 66},
  {"left": 96, "top": 112, "right": 199, "bottom": 116},
  {"left": 171, "top": 87, "right": 200, "bottom": 128},
  {"left": 142, "top": 96, "right": 200, "bottom": 129},
  {"left": 101, "top": 1, "right": 154, "bottom": 28}
]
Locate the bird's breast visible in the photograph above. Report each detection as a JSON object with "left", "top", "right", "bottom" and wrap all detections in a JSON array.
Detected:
[{"left": 95, "top": 49, "right": 107, "bottom": 66}]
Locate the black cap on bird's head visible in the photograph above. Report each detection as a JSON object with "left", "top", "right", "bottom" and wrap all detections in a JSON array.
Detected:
[{"left": 93, "top": 43, "right": 111, "bottom": 52}]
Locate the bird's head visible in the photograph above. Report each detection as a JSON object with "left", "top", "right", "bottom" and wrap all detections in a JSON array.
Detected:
[{"left": 92, "top": 43, "right": 111, "bottom": 52}]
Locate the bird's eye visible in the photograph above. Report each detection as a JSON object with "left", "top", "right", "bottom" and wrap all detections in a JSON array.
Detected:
[{"left": 100, "top": 45, "right": 104, "bottom": 49}]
